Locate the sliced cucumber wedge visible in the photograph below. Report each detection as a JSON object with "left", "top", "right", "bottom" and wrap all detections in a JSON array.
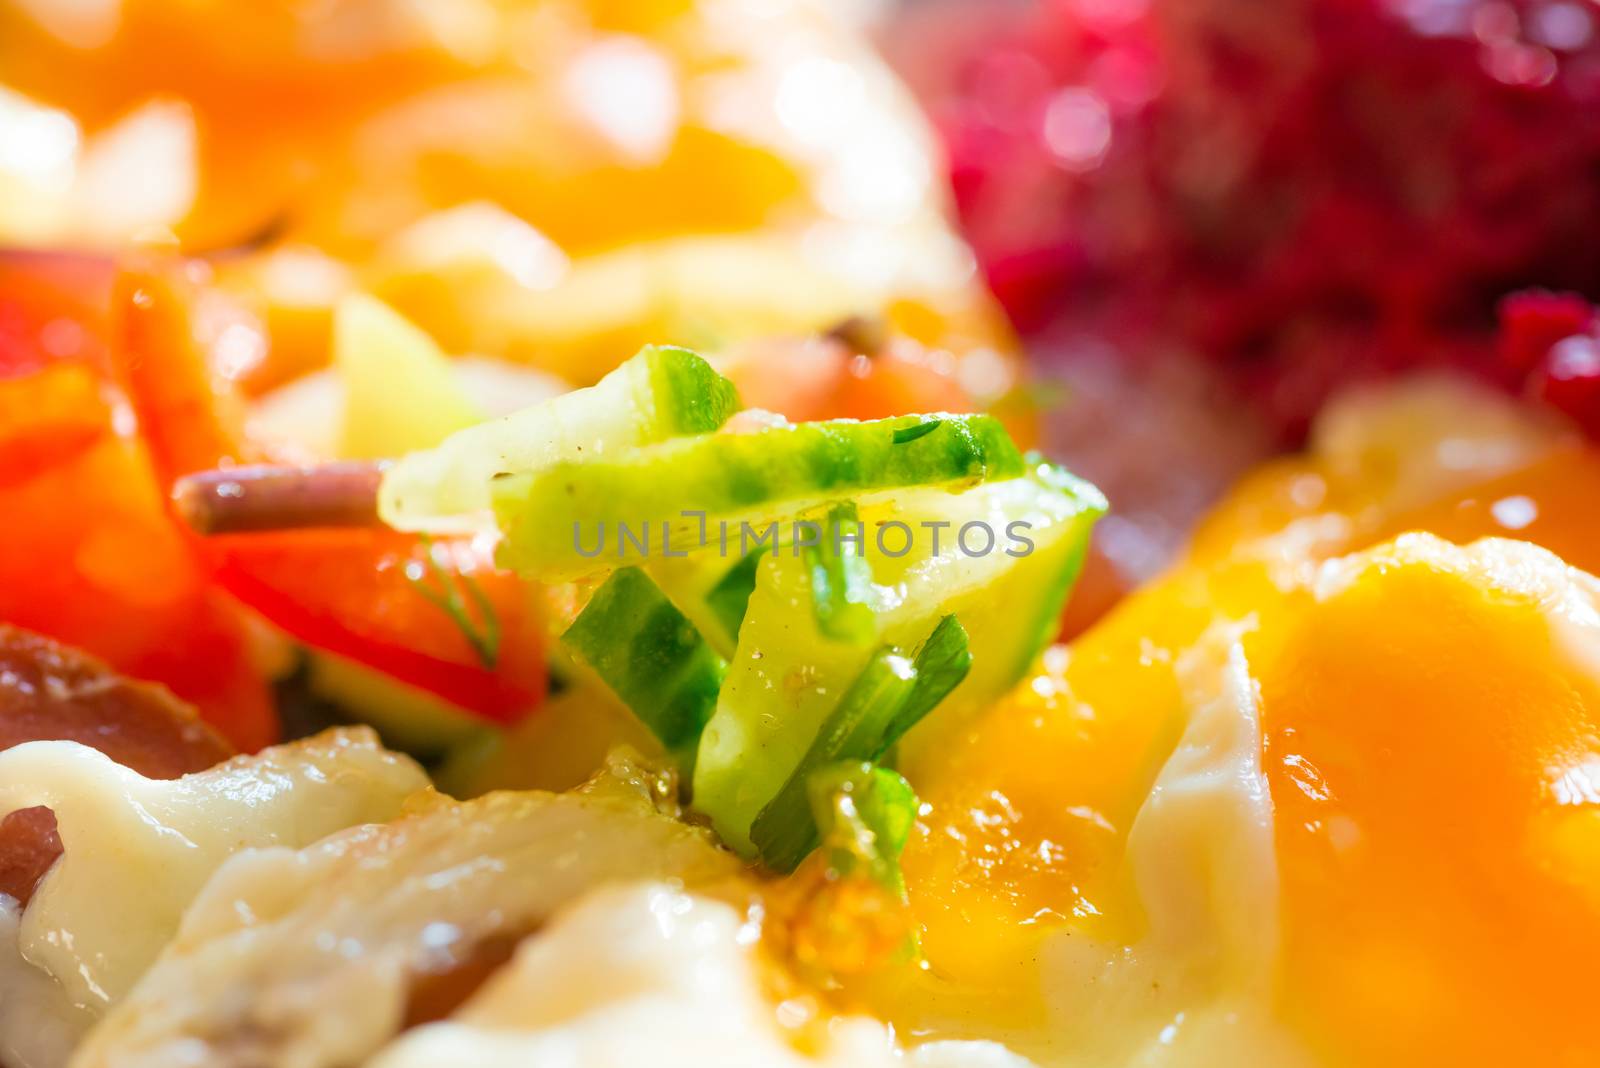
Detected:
[
  {"left": 492, "top": 413, "right": 1025, "bottom": 580},
  {"left": 380, "top": 345, "right": 739, "bottom": 533},
  {"left": 562, "top": 567, "right": 726, "bottom": 752},
  {"left": 750, "top": 617, "right": 968, "bottom": 872},
  {"left": 647, "top": 547, "right": 766, "bottom": 660},
  {"left": 693, "top": 462, "right": 1105, "bottom": 853},
  {"left": 703, "top": 549, "right": 766, "bottom": 650}
]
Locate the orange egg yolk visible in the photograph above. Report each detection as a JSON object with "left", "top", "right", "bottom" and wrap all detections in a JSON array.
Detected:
[{"left": 1254, "top": 539, "right": 1600, "bottom": 1067}]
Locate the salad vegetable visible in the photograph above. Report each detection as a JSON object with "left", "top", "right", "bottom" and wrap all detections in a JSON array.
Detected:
[
  {"left": 0, "top": 254, "right": 274, "bottom": 749},
  {"left": 647, "top": 546, "right": 768, "bottom": 660},
  {"left": 699, "top": 549, "right": 766, "bottom": 653},
  {"left": 293, "top": 339, "right": 1099, "bottom": 871},
  {"left": 208, "top": 529, "right": 548, "bottom": 724},
  {"left": 751, "top": 617, "right": 970, "bottom": 872},
  {"left": 561, "top": 567, "right": 725, "bottom": 753},
  {"left": 380, "top": 346, "right": 740, "bottom": 533},
  {"left": 694, "top": 465, "right": 1105, "bottom": 853},
  {"left": 492, "top": 411, "right": 1024, "bottom": 580},
  {"left": 803, "top": 502, "right": 877, "bottom": 645},
  {"left": 806, "top": 761, "right": 919, "bottom": 897},
  {"left": 334, "top": 294, "right": 481, "bottom": 461},
  {"left": 116, "top": 267, "right": 555, "bottom": 730}
]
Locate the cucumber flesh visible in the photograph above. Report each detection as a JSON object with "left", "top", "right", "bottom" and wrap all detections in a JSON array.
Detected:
[
  {"left": 693, "top": 462, "right": 1104, "bottom": 853},
  {"left": 380, "top": 345, "right": 739, "bottom": 533},
  {"left": 647, "top": 548, "right": 765, "bottom": 660},
  {"left": 493, "top": 412, "right": 1025, "bottom": 581}
]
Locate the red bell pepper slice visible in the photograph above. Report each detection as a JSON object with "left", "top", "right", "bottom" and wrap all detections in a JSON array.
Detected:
[
  {"left": 0, "top": 251, "right": 115, "bottom": 380},
  {"left": 0, "top": 252, "right": 276, "bottom": 751}
]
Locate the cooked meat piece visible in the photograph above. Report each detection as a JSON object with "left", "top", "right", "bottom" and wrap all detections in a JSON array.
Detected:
[
  {"left": 73, "top": 770, "right": 741, "bottom": 1068},
  {"left": 0, "top": 625, "right": 232, "bottom": 904}
]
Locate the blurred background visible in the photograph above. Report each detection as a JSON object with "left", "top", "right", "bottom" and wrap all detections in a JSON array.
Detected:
[
  {"left": 12, "top": 0, "right": 1600, "bottom": 578},
  {"left": 3, "top": 0, "right": 1599, "bottom": 660}
]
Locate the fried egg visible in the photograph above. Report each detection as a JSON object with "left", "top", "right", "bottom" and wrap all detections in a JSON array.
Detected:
[{"left": 884, "top": 378, "right": 1600, "bottom": 1066}]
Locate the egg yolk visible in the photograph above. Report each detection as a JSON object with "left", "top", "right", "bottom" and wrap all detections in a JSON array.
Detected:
[
  {"left": 1253, "top": 537, "right": 1600, "bottom": 1067},
  {"left": 899, "top": 550, "right": 1292, "bottom": 986}
]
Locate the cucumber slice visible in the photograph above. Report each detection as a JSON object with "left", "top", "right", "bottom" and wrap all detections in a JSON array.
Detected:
[
  {"left": 492, "top": 413, "right": 1025, "bottom": 580},
  {"left": 296, "top": 651, "right": 495, "bottom": 759},
  {"left": 750, "top": 617, "right": 968, "bottom": 872},
  {"left": 865, "top": 461, "right": 1107, "bottom": 720},
  {"left": 380, "top": 345, "right": 739, "bottom": 533},
  {"left": 562, "top": 567, "right": 726, "bottom": 752},
  {"left": 646, "top": 547, "right": 766, "bottom": 660},
  {"left": 693, "top": 462, "right": 1105, "bottom": 853},
  {"left": 704, "top": 549, "right": 766, "bottom": 648},
  {"left": 335, "top": 294, "right": 483, "bottom": 460}
]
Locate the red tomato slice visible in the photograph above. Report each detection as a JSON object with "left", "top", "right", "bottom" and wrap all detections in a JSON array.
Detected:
[
  {"left": 208, "top": 529, "right": 547, "bottom": 724},
  {"left": 0, "top": 415, "right": 277, "bottom": 750},
  {"left": 110, "top": 258, "right": 548, "bottom": 725}
]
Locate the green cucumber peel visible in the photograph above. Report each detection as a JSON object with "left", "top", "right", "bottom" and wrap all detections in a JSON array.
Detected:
[
  {"left": 561, "top": 567, "right": 725, "bottom": 752},
  {"left": 380, "top": 345, "right": 740, "bottom": 533},
  {"left": 651, "top": 345, "right": 743, "bottom": 436},
  {"left": 492, "top": 412, "right": 1025, "bottom": 580}
]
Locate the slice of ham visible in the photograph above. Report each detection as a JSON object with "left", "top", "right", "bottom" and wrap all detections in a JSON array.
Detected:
[{"left": 0, "top": 625, "right": 233, "bottom": 905}]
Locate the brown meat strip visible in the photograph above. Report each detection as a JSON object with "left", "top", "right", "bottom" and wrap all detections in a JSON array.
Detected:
[{"left": 0, "top": 624, "right": 233, "bottom": 904}]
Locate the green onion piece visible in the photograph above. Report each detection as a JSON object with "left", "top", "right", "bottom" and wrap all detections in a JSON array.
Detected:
[
  {"left": 807, "top": 760, "right": 919, "bottom": 896},
  {"left": 804, "top": 502, "right": 877, "bottom": 645},
  {"left": 891, "top": 418, "right": 943, "bottom": 445},
  {"left": 877, "top": 614, "right": 972, "bottom": 755},
  {"left": 703, "top": 547, "right": 767, "bottom": 647},
  {"left": 750, "top": 615, "right": 967, "bottom": 871},
  {"left": 562, "top": 567, "right": 725, "bottom": 751},
  {"left": 750, "top": 650, "right": 915, "bottom": 871}
]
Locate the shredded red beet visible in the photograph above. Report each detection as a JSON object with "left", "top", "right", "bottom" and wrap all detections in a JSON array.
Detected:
[
  {"left": 890, "top": 0, "right": 1600, "bottom": 439},
  {"left": 1505, "top": 291, "right": 1600, "bottom": 437}
]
